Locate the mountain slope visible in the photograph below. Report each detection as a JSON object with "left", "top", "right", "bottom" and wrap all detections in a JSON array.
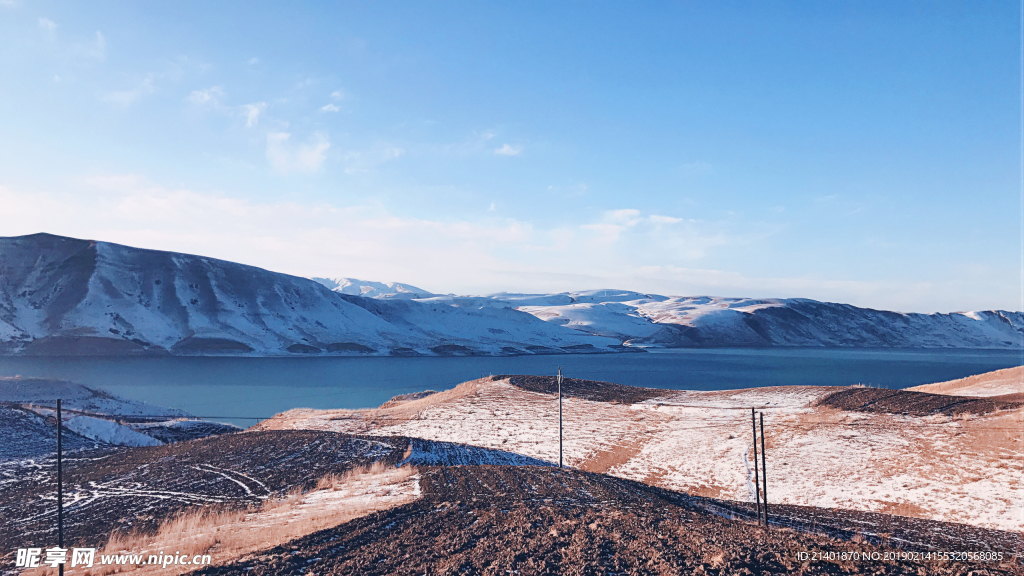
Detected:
[{"left": 0, "top": 234, "right": 618, "bottom": 356}]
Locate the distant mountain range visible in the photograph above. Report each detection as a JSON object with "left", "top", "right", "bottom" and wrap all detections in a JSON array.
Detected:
[{"left": 0, "top": 233, "right": 1020, "bottom": 356}]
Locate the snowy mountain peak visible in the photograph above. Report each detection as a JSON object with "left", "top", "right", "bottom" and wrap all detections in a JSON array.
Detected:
[{"left": 311, "top": 277, "right": 435, "bottom": 300}]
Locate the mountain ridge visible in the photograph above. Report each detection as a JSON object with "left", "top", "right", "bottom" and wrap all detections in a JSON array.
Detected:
[{"left": 0, "top": 233, "right": 1020, "bottom": 356}]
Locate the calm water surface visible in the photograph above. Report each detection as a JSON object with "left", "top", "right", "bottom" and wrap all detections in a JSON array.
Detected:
[{"left": 0, "top": 348, "right": 1019, "bottom": 427}]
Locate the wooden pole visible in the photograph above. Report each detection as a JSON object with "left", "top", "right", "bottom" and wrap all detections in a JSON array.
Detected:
[
  {"left": 751, "top": 408, "right": 761, "bottom": 523},
  {"left": 57, "top": 399, "right": 64, "bottom": 576},
  {"left": 558, "top": 367, "right": 563, "bottom": 469},
  {"left": 760, "top": 411, "right": 768, "bottom": 528}
]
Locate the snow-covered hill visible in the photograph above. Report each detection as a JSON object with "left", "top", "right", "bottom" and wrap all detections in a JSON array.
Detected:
[{"left": 0, "top": 234, "right": 618, "bottom": 356}]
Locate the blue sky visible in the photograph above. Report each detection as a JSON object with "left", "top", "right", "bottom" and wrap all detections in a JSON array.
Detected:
[{"left": 0, "top": 1, "right": 1018, "bottom": 312}]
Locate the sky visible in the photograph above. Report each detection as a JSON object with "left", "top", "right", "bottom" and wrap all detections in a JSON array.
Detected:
[{"left": 0, "top": 1, "right": 1019, "bottom": 313}]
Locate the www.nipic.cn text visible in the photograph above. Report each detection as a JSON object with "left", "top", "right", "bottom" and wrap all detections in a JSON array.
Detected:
[{"left": 14, "top": 547, "right": 213, "bottom": 570}]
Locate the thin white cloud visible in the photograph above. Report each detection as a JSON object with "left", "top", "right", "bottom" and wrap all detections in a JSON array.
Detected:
[
  {"left": 102, "top": 74, "right": 157, "bottom": 106},
  {"left": 90, "top": 31, "right": 106, "bottom": 59},
  {"left": 679, "top": 161, "right": 713, "bottom": 176},
  {"left": 241, "top": 102, "right": 266, "bottom": 127},
  {"left": 494, "top": 143, "right": 521, "bottom": 156},
  {"left": 38, "top": 17, "right": 56, "bottom": 32},
  {"left": 339, "top": 143, "right": 404, "bottom": 174},
  {"left": 649, "top": 215, "right": 683, "bottom": 225},
  {"left": 320, "top": 103, "right": 340, "bottom": 113},
  {"left": 187, "top": 86, "right": 225, "bottom": 106},
  {"left": 331, "top": 90, "right": 346, "bottom": 100},
  {"left": 266, "top": 132, "right": 330, "bottom": 174},
  {"left": 248, "top": 57, "right": 259, "bottom": 65}
]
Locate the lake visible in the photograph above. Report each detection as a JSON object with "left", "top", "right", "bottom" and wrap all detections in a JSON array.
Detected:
[{"left": 0, "top": 348, "right": 1020, "bottom": 427}]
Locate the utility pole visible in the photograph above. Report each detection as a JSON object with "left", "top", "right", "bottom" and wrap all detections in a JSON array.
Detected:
[
  {"left": 557, "top": 367, "right": 563, "bottom": 469},
  {"left": 57, "top": 398, "right": 64, "bottom": 576},
  {"left": 751, "top": 408, "right": 761, "bottom": 523},
  {"left": 760, "top": 412, "right": 768, "bottom": 528}
]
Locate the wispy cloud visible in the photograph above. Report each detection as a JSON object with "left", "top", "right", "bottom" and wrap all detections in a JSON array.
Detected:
[
  {"left": 187, "top": 86, "right": 225, "bottom": 106},
  {"left": 266, "top": 132, "right": 330, "bottom": 173},
  {"left": 248, "top": 57, "right": 259, "bottom": 65},
  {"left": 331, "top": 90, "right": 346, "bottom": 100},
  {"left": 320, "top": 103, "right": 340, "bottom": 113},
  {"left": 241, "top": 102, "right": 266, "bottom": 127},
  {"left": 494, "top": 143, "right": 521, "bottom": 156},
  {"left": 102, "top": 74, "right": 157, "bottom": 106},
  {"left": 38, "top": 17, "right": 57, "bottom": 35},
  {"left": 339, "top": 143, "right": 403, "bottom": 174},
  {"left": 678, "top": 161, "right": 713, "bottom": 176},
  {"left": 89, "top": 31, "right": 106, "bottom": 59}
]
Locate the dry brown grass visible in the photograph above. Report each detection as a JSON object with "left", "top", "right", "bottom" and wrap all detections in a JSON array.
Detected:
[
  {"left": 908, "top": 366, "right": 1023, "bottom": 397},
  {"left": 23, "top": 464, "right": 419, "bottom": 576}
]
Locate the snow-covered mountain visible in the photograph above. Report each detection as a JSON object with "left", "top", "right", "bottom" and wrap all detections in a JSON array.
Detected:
[
  {"left": 511, "top": 295, "right": 1024, "bottom": 349},
  {"left": 311, "top": 277, "right": 435, "bottom": 299},
  {"left": 0, "top": 234, "right": 618, "bottom": 356},
  {"left": 1, "top": 233, "right": 1020, "bottom": 355},
  {"left": 318, "top": 288, "right": 1023, "bottom": 351}
]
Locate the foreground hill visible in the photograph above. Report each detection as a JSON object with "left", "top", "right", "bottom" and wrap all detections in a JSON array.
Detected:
[
  {"left": 261, "top": 368, "right": 1024, "bottom": 532},
  {"left": 4, "top": 432, "right": 1018, "bottom": 575},
  {"left": 195, "top": 466, "right": 1019, "bottom": 576}
]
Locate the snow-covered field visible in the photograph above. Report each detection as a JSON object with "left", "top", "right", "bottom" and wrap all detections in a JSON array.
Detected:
[{"left": 259, "top": 373, "right": 1024, "bottom": 532}]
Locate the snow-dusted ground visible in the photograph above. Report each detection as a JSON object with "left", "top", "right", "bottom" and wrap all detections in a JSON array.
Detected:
[
  {"left": 63, "top": 415, "right": 164, "bottom": 447},
  {"left": 259, "top": 376, "right": 1024, "bottom": 532}
]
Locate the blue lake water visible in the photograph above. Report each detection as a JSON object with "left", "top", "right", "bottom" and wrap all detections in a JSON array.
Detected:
[{"left": 0, "top": 348, "right": 1020, "bottom": 427}]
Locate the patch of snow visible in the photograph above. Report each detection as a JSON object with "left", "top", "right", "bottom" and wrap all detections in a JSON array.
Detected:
[{"left": 63, "top": 415, "right": 163, "bottom": 447}]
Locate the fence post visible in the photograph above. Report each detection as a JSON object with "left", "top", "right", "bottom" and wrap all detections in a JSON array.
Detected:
[
  {"left": 558, "top": 367, "right": 563, "bottom": 469},
  {"left": 760, "top": 411, "right": 768, "bottom": 528},
  {"left": 751, "top": 408, "right": 761, "bottom": 523},
  {"left": 57, "top": 398, "right": 64, "bottom": 576}
]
